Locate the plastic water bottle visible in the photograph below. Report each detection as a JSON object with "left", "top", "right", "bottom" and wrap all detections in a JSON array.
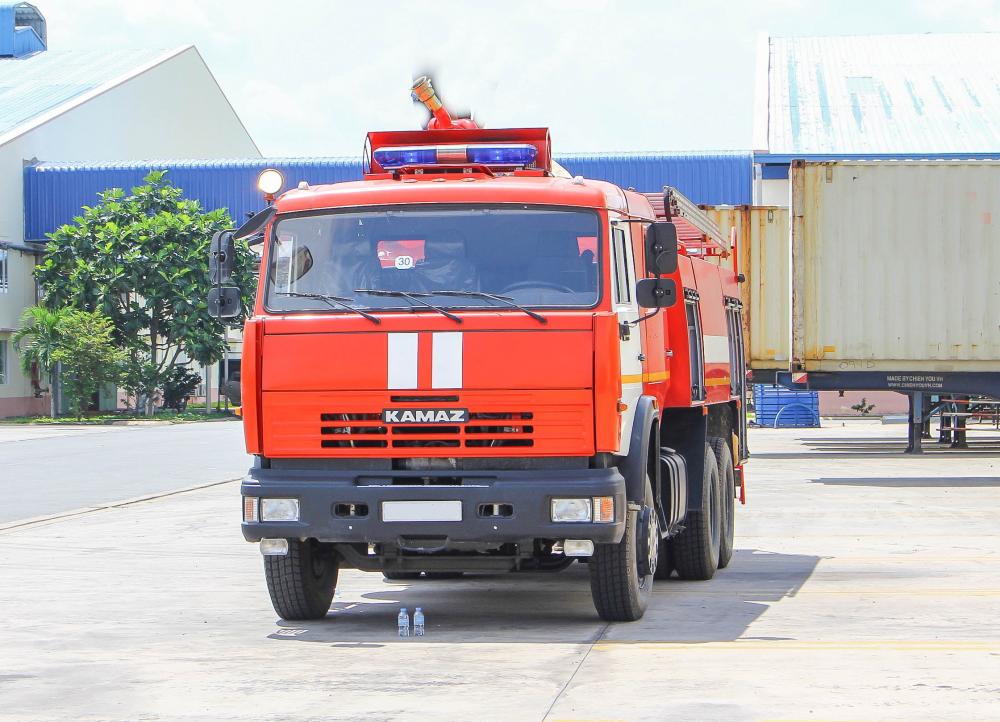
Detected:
[
  {"left": 413, "top": 607, "right": 425, "bottom": 637},
  {"left": 397, "top": 607, "right": 410, "bottom": 638}
]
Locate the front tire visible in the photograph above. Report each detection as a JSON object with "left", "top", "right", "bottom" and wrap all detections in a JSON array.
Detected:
[
  {"left": 264, "top": 539, "right": 339, "bottom": 620},
  {"left": 671, "top": 444, "right": 721, "bottom": 581},
  {"left": 589, "top": 475, "right": 655, "bottom": 621}
]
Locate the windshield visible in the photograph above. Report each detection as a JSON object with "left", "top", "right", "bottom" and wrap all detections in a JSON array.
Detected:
[{"left": 264, "top": 205, "right": 601, "bottom": 312}]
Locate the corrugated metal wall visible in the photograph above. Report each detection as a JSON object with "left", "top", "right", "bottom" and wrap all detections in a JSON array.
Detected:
[
  {"left": 24, "top": 152, "right": 752, "bottom": 239},
  {"left": 556, "top": 152, "right": 752, "bottom": 204},
  {"left": 23, "top": 158, "right": 364, "bottom": 239}
]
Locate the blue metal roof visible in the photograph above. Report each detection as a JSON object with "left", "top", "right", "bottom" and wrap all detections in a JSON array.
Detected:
[
  {"left": 765, "top": 34, "right": 1000, "bottom": 155},
  {"left": 24, "top": 152, "right": 752, "bottom": 239},
  {"left": 24, "top": 158, "right": 364, "bottom": 239},
  {"left": 555, "top": 152, "right": 751, "bottom": 205},
  {"left": 0, "top": 47, "right": 177, "bottom": 139}
]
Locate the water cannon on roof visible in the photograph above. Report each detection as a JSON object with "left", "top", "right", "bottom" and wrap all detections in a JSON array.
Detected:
[
  {"left": 410, "top": 76, "right": 479, "bottom": 131},
  {"left": 365, "top": 75, "right": 552, "bottom": 177}
]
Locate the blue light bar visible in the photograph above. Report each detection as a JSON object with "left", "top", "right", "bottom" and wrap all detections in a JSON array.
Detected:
[
  {"left": 372, "top": 144, "right": 538, "bottom": 170},
  {"left": 466, "top": 144, "right": 537, "bottom": 166},
  {"left": 373, "top": 147, "right": 438, "bottom": 169}
]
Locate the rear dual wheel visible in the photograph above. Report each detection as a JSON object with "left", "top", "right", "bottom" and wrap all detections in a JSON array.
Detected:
[
  {"left": 671, "top": 444, "right": 722, "bottom": 581},
  {"left": 709, "top": 437, "right": 736, "bottom": 569}
]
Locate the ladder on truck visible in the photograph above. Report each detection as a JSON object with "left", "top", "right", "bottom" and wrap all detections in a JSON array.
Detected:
[{"left": 642, "top": 186, "right": 734, "bottom": 260}]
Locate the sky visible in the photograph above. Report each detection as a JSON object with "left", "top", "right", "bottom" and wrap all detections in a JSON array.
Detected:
[{"left": 37, "top": 0, "right": 1000, "bottom": 157}]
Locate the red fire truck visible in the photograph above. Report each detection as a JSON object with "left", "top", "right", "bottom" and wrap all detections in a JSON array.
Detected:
[{"left": 210, "top": 78, "right": 748, "bottom": 622}]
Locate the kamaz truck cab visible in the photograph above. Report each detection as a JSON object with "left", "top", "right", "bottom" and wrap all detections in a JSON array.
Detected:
[{"left": 212, "top": 78, "right": 748, "bottom": 622}]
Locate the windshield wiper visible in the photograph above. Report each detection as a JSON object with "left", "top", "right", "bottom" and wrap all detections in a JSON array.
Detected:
[
  {"left": 277, "top": 291, "right": 380, "bottom": 324},
  {"left": 430, "top": 290, "right": 547, "bottom": 323},
  {"left": 354, "top": 289, "right": 462, "bottom": 323}
]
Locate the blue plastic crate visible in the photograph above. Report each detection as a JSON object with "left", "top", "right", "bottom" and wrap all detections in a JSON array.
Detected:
[{"left": 752, "top": 385, "right": 820, "bottom": 428}]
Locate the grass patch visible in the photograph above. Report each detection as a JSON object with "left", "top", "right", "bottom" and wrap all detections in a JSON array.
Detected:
[{"left": 0, "top": 409, "right": 237, "bottom": 425}]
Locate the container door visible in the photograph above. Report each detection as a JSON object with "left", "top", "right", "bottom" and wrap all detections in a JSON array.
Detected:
[{"left": 611, "top": 221, "right": 643, "bottom": 455}]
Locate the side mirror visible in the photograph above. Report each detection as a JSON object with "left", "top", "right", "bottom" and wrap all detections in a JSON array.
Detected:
[
  {"left": 646, "top": 221, "right": 679, "bottom": 276},
  {"left": 635, "top": 277, "right": 677, "bottom": 309},
  {"left": 208, "top": 285, "right": 242, "bottom": 318},
  {"left": 210, "top": 231, "right": 236, "bottom": 284}
]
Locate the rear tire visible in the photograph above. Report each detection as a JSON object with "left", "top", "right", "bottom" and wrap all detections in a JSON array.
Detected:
[
  {"left": 709, "top": 437, "right": 736, "bottom": 569},
  {"left": 589, "top": 475, "right": 655, "bottom": 621},
  {"left": 671, "top": 444, "right": 721, "bottom": 581},
  {"left": 264, "top": 540, "right": 339, "bottom": 620}
]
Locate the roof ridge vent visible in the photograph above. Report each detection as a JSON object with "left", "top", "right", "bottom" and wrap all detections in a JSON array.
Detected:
[{"left": 1, "top": 2, "right": 47, "bottom": 58}]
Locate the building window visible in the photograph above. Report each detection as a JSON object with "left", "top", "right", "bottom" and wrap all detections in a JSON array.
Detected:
[
  {"left": 0, "top": 248, "right": 8, "bottom": 293},
  {"left": 0, "top": 339, "right": 7, "bottom": 385}
]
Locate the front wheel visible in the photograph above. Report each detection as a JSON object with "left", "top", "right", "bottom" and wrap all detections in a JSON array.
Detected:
[
  {"left": 589, "top": 475, "right": 655, "bottom": 621},
  {"left": 264, "top": 539, "right": 339, "bottom": 620}
]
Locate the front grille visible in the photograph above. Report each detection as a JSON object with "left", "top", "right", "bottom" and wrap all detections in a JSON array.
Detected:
[{"left": 318, "top": 405, "right": 535, "bottom": 450}]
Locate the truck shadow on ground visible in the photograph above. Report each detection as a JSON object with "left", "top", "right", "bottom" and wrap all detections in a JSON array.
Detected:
[
  {"left": 267, "top": 548, "right": 820, "bottom": 645},
  {"left": 752, "top": 434, "right": 1000, "bottom": 459}
]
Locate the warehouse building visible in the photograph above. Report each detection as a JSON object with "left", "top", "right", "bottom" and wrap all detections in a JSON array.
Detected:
[
  {"left": 0, "top": 2, "right": 259, "bottom": 416},
  {"left": 753, "top": 32, "right": 1000, "bottom": 204}
]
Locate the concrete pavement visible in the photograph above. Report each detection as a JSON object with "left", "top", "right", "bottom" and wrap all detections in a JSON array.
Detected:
[
  {"left": 1, "top": 420, "right": 998, "bottom": 721},
  {"left": 0, "top": 421, "right": 250, "bottom": 523}
]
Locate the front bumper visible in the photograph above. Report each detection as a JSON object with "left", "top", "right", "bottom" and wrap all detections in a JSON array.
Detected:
[{"left": 241, "top": 465, "right": 626, "bottom": 546}]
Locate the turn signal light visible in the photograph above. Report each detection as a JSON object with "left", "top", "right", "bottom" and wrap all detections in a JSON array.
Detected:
[
  {"left": 593, "top": 496, "right": 614, "bottom": 523},
  {"left": 243, "top": 496, "right": 259, "bottom": 523}
]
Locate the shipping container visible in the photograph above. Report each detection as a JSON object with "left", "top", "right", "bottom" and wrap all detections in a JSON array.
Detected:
[
  {"left": 706, "top": 206, "right": 790, "bottom": 372},
  {"left": 791, "top": 160, "right": 1000, "bottom": 373}
]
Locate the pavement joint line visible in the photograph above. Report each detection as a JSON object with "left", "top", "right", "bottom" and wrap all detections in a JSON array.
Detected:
[
  {"left": 0, "top": 477, "right": 243, "bottom": 534},
  {"left": 592, "top": 640, "right": 1000, "bottom": 652},
  {"left": 541, "top": 621, "right": 611, "bottom": 722}
]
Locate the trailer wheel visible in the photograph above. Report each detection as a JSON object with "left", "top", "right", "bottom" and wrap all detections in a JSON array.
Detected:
[
  {"left": 671, "top": 444, "right": 721, "bottom": 580},
  {"left": 709, "top": 437, "right": 736, "bottom": 569},
  {"left": 264, "top": 539, "right": 339, "bottom": 620},
  {"left": 589, "top": 475, "right": 655, "bottom": 621}
]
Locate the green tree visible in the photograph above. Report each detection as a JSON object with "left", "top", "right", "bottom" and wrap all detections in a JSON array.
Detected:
[
  {"left": 50, "top": 310, "right": 125, "bottom": 419},
  {"left": 11, "top": 305, "right": 68, "bottom": 415},
  {"left": 35, "top": 171, "right": 255, "bottom": 413}
]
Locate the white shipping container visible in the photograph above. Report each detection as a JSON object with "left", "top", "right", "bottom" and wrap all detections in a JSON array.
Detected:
[{"left": 791, "top": 160, "right": 1000, "bottom": 373}]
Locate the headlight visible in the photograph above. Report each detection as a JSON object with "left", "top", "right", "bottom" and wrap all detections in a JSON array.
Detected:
[
  {"left": 551, "top": 498, "right": 592, "bottom": 523},
  {"left": 257, "top": 168, "right": 284, "bottom": 195},
  {"left": 260, "top": 498, "right": 300, "bottom": 522}
]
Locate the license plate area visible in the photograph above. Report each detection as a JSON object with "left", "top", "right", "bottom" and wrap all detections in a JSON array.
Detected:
[{"left": 382, "top": 500, "right": 463, "bottom": 522}]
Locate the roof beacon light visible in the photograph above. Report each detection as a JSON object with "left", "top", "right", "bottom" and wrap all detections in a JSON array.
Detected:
[
  {"left": 257, "top": 168, "right": 284, "bottom": 196},
  {"left": 373, "top": 144, "right": 537, "bottom": 171}
]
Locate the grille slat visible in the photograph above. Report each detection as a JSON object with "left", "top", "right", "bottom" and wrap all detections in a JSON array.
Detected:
[{"left": 319, "top": 405, "right": 536, "bottom": 449}]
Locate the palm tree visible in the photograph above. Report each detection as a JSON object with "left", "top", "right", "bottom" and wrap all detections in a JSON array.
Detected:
[{"left": 12, "top": 306, "right": 67, "bottom": 416}]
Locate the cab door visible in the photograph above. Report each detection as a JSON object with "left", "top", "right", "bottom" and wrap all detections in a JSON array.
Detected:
[{"left": 610, "top": 220, "right": 643, "bottom": 455}]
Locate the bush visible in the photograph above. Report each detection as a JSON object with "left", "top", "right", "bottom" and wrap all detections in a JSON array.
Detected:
[{"left": 161, "top": 366, "right": 202, "bottom": 411}]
